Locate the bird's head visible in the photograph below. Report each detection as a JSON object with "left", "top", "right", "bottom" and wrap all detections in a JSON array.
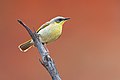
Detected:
[{"left": 49, "top": 16, "right": 70, "bottom": 25}]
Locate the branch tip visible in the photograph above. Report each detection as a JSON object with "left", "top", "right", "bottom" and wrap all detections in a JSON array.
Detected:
[{"left": 17, "top": 19, "right": 22, "bottom": 23}]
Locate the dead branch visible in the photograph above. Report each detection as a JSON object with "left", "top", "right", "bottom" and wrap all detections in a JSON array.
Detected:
[{"left": 17, "top": 19, "right": 61, "bottom": 80}]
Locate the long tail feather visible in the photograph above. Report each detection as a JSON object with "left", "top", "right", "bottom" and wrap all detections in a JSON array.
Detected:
[{"left": 18, "top": 40, "right": 33, "bottom": 52}]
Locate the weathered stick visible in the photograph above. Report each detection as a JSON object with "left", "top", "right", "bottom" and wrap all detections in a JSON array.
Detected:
[{"left": 17, "top": 19, "right": 61, "bottom": 80}]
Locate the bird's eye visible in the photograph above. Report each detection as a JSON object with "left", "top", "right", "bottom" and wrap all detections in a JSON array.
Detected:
[{"left": 56, "top": 19, "right": 63, "bottom": 23}]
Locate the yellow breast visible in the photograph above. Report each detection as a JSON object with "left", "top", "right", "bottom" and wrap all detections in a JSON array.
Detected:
[{"left": 38, "top": 23, "right": 62, "bottom": 43}]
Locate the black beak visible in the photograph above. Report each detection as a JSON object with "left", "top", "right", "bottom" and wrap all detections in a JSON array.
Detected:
[{"left": 63, "top": 18, "right": 70, "bottom": 20}]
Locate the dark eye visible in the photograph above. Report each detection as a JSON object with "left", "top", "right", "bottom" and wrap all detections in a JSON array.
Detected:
[{"left": 56, "top": 19, "right": 63, "bottom": 23}]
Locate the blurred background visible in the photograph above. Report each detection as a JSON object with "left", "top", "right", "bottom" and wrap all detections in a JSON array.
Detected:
[{"left": 0, "top": 0, "right": 120, "bottom": 80}]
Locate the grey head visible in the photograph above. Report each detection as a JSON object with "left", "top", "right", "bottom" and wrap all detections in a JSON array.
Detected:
[{"left": 49, "top": 16, "right": 70, "bottom": 23}]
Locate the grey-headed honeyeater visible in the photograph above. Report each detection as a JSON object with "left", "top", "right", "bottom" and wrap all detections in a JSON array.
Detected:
[{"left": 18, "top": 16, "right": 70, "bottom": 52}]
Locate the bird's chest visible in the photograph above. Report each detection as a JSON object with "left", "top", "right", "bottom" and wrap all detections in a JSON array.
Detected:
[{"left": 38, "top": 25, "right": 62, "bottom": 43}]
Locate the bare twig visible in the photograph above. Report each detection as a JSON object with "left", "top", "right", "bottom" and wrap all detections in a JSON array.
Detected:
[{"left": 17, "top": 19, "right": 61, "bottom": 80}]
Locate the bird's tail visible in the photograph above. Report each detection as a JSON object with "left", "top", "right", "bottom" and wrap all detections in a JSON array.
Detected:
[{"left": 18, "top": 40, "right": 33, "bottom": 52}]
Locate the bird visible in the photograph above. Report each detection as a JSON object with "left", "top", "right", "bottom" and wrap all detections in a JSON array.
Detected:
[{"left": 18, "top": 16, "right": 70, "bottom": 52}]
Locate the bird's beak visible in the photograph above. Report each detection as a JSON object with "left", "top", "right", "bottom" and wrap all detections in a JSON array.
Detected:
[{"left": 63, "top": 18, "right": 70, "bottom": 21}]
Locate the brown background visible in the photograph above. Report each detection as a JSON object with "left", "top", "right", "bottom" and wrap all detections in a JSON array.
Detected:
[{"left": 0, "top": 0, "right": 120, "bottom": 80}]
